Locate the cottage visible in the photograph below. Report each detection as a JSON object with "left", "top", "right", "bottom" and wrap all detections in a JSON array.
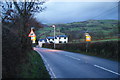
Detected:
[
  {"left": 39, "top": 39, "right": 47, "bottom": 43},
  {"left": 46, "top": 35, "right": 68, "bottom": 43},
  {"left": 46, "top": 37, "right": 55, "bottom": 43},
  {"left": 56, "top": 35, "right": 68, "bottom": 43},
  {"left": 38, "top": 39, "right": 47, "bottom": 47}
]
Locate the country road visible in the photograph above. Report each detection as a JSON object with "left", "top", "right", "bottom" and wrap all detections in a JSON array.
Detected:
[{"left": 34, "top": 47, "right": 120, "bottom": 78}]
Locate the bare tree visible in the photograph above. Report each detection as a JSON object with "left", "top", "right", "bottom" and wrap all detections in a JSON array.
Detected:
[
  {"left": 1, "top": 1, "right": 15, "bottom": 23},
  {"left": 1, "top": 0, "right": 46, "bottom": 52},
  {"left": 13, "top": 0, "right": 46, "bottom": 52}
]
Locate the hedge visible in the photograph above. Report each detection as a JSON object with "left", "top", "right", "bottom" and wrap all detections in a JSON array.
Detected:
[{"left": 43, "top": 41, "right": 119, "bottom": 61}]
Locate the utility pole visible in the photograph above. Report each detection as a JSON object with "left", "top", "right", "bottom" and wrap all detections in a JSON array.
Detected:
[
  {"left": 59, "top": 28, "right": 60, "bottom": 35},
  {"left": 85, "top": 32, "right": 91, "bottom": 53},
  {"left": 86, "top": 42, "right": 88, "bottom": 53},
  {"left": 52, "top": 25, "right": 56, "bottom": 49}
]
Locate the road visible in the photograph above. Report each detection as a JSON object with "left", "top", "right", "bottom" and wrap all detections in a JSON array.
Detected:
[{"left": 34, "top": 47, "right": 120, "bottom": 78}]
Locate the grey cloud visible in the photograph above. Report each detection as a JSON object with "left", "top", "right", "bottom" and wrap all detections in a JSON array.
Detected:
[{"left": 35, "top": 2, "right": 118, "bottom": 24}]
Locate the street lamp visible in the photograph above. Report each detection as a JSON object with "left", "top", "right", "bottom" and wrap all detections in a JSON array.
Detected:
[{"left": 52, "top": 25, "right": 56, "bottom": 49}]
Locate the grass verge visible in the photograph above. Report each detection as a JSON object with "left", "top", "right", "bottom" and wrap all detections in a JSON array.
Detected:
[{"left": 17, "top": 50, "right": 51, "bottom": 78}]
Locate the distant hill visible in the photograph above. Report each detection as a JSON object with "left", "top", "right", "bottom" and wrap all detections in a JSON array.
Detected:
[{"left": 36, "top": 20, "right": 119, "bottom": 42}]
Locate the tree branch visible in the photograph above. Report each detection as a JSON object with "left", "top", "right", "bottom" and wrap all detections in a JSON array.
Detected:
[{"left": 13, "top": 0, "right": 22, "bottom": 16}]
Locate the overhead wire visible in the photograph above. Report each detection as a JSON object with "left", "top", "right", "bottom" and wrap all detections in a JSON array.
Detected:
[
  {"left": 90, "top": 3, "right": 119, "bottom": 20},
  {"left": 85, "top": 3, "right": 119, "bottom": 35}
]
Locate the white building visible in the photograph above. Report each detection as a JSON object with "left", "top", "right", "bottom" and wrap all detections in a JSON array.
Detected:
[
  {"left": 39, "top": 35, "right": 68, "bottom": 44},
  {"left": 46, "top": 35, "right": 68, "bottom": 43},
  {"left": 55, "top": 35, "right": 68, "bottom": 43},
  {"left": 39, "top": 39, "right": 47, "bottom": 43},
  {"left": 46, "top": 37, "right": 54, "bottom": 43},
  {"left": 38, "top": 39, "right": 47, "bottom": 47}
]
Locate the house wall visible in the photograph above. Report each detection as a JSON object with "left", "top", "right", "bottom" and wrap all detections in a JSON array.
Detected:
[
  {"left": 42, "top": 40, "right": 46, "bottom": 43},
  {"left": 46, "top": 39, "right": 49, "bottom": 43},
  {"left": 46, "top": 39, "right": 54, "bottom": 43},
  {"left": 54, "top": 37, "right": 59, "bottom": 43},
  {"left": 38, "top": 41, "right": 43, "bottom": 47},
  {"left": 59, "top": 37, "right": 68, "bottom": 43},
  {"left": 46, "top": 37, "right": 68, "bottom": 43}
]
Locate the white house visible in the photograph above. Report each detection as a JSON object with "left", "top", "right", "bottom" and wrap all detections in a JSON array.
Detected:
[
  {"left": 38, "top": 35, "right": 68, "bottom": 44},
  {"left": 38, "top": 39, "right": 47, "bottom": 47},
  {"left": 46, "top": 37, "right": 55, "bottom": 43},
  {"left": 46, "top": 35, "right": 68, "bottom": 44},
  {"left": 55, "top": 35, "right": 68, "bottom": 43},
  {"left": 39, "top": 39, "right": 47, "bottom": 43}
]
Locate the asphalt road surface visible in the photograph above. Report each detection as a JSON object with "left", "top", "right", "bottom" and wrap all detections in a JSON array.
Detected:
[{"left": 34, "top": 47, "right": 120, "bottom": 78}]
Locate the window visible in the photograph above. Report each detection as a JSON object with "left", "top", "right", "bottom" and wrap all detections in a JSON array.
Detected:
[
  {"left": 48, "top": 39, "right": 50, "bottom": 40},
  {"left": 59, "top": 41, "right": 62, "bottom": 43},
  {"left": 64, "top": 41, "right": 66, "bottom": 43},
  {"left": 64, "top": 37, "right": 66, "bottom": 39},
  {"left": 50, "top": 41, "right": 53, "bottom": 43}
]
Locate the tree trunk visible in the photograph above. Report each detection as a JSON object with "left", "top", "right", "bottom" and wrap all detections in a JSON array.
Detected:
[{"left": 19, "top": 16, "right": 32, "bottom": 54}]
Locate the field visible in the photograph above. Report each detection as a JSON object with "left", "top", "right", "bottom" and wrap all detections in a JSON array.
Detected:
[
  {"left": 36, "top": 20, "right": 119, "bottom": 61},
  {"left": 36, "top": 20, "right": 119, "bottom": 43}
]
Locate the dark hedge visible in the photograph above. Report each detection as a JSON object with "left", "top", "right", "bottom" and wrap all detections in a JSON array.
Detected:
[{"left": 43, "top": 41, "right": 119, "bottom": 61}]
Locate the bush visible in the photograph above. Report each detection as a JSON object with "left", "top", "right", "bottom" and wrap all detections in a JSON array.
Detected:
[
  {"left": 2, "top": 26, "right": 22, "bottom": 78},
  {"left": 2, "top": 25, "right": 50, "bottom": 78}
]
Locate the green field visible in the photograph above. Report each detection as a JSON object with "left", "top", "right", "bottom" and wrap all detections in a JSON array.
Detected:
[{"left": 36, "top": 20, "right": 119, "bottom": 42}]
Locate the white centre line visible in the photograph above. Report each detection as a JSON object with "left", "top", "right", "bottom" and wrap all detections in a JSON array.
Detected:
[
  {"left": 94, "top": 65, "right": 120, "bottom": 76},
  {"left": 65, "top": 55, "right": 80, "bottom": 61}
]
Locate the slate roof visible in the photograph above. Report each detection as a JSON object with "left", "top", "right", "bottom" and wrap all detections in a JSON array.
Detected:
[
  {"left": 56, "top": 35, "right": 67, "bottom": 37},
  {"left": 47, "top": 37, "right": 55, "bottom": 39},
  {"left": 46, "top": 35, "right": 67, "bottom": 39},
  {"left": 39, "top": 39, "right": 47, "bottom": 42}
]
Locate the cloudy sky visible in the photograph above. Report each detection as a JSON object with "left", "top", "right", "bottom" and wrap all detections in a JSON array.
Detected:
[{"left": 34, "top": 0, "right": 118, "bottom": 24}]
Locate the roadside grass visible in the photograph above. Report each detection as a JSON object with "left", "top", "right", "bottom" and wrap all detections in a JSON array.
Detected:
[{"left": 18, "top": 50, "right": 50, "bottom": 78}]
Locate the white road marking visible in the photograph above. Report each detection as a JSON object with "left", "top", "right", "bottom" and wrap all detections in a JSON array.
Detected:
[
  {"left": 49, "top": 67, "right": 56, "bottom": 78},
  {"left": 65, "top": 55, "right": 80, "bottom": 60},
  {"left": 36, "top": 50, "right": 56, "bottom": 78},
  {"left": 94, "top": 65, "right": 120, "bottom": 76}
]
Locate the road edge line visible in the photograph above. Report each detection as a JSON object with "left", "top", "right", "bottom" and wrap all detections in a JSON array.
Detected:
[{"left": 35, "top": 50, "right": 56, "bottom": 78}]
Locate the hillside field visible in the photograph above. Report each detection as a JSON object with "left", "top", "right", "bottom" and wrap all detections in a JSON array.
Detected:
[{"left": 36, "top": 20, "right": 119, "bottom": 42}]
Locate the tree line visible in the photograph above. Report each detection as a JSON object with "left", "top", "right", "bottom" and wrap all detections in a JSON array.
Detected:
[{"left": 1, "top": 0, "right": 46, "bottom": 78}]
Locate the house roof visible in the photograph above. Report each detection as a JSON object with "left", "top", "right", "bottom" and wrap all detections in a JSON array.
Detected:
[
  {"left": 56, "top": 35, "right": 67, "bottom": 37},
  {"left": 47, "top": 37, "right": 55, "bottom": 39},
  {"left": 46, "top": 35, "right": 68, "bottom": 39},
  {"left": 39, "top": 39, "right": 47, "bottom": 42}
]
